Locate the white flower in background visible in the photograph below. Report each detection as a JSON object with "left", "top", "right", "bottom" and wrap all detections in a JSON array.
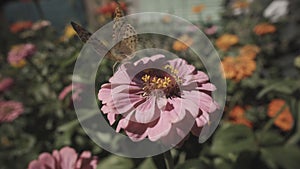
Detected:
[{"left": 264, "top": 0, "right": 289, "bottom": 22}]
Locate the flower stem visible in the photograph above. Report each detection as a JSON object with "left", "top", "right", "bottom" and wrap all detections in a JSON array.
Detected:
[
  {"left": 33, "top": 0, "right": 45, "bottom": 19},
  {"left": 163, "top": 150, "right": 174, "bottom": 169}
]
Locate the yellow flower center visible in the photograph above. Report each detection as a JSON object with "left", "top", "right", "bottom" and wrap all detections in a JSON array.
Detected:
[{"left": 137, "top": 66, "right": 181, "bottom": 98}]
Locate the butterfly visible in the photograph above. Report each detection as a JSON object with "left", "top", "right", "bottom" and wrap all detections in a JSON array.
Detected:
[{"left": 71, "top": 5, "right": 138, "bottom": 62}]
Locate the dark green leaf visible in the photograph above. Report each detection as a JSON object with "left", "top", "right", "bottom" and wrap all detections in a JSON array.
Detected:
[
  {"left": 213, "top": 157, "right": 232, "bottom": 169},
  {"left": 261, "top": 146, "right": 300, "bottom": 169},
  {"left": 97, "top": 155, "right": 134, "bottom": 169},
  {"left": 136, "top": 158, "right": 157, "bottom": 169},
  {"left": 211, "top": 124, "right": 257, "bottom": 157},
  {"left": 256, "top": 131, "right": 284, "bottom": 146},
  {"left": 175, "top": 159, "right": 209, "bottom": 169}
]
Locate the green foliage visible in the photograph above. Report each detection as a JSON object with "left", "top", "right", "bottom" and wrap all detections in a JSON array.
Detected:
[
  {"left": 211, "top": 124, "right": 257, "bottom": 157},
  {"left": 0, "top": 0, "right": 300, "bottom": 169}
]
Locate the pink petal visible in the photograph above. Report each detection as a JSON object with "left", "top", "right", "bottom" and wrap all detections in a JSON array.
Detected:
[
  {"left": 163, "top": 98, "right": 186, "bottom": 123},
  {"left": 160, "top": 113, "right": 194, "bottom": 146},
  {"left": 97, "top": 84, "right": 111, "bottom": 104},
  {"left": 182, "top": 90, "right": 201, "bottom": 117},
  {"left": 107, "top": 113, "right": 117, "bottom": 125},
  {"left": 124, "top": 120, "right": 151, "bottom": 141},
  {"left": 52, "top": 150, "right": 61, "bottom": 169},
  {"left": 135, "top": 96, "right": 158, "bottom": 123},
  {"left": 59, "top": 85, "right": 73, "bottom": 100},
  {"left": 195, "top": 111, "right": 210, "bottom": 127},
  {"left": 168, "top": 58, "right": 195, "bottom": 78},
  {"left": 109, "top": 67, "right": 132, "bottom": 84},
  {"left": 112, "top": 86, "right": 144, "bottom": 114},
  {"left": 59, "top": 147, "right": 78, "bottom": 169},
  {"left": 116, "top": 111, "right": 134, "bottom": 132},
  {"left": 148, "top": 114, "right": 172, "bottom": 141},
  {"left": 38, "top": 153, "right": 56, "bottom": 169},
  {"left": 76, "top": 151, "right": 98, "bottom": 169},
  {"left": 28, "top": 160, "right": 46, "bottom": 169},
  {"left": 199, "top": 93, "right": 218, "bottom": 113},
  {"left": 195, "top": 71, "right": 209, "bottom": 83},
  {"left": 134, "top": 54, "right": 165, "bottom": 66},
  {"left": 196, "top": 83, "right": 216, "bottom": 91},
  {"left": 156, "top": 97, "right": 167, "bottom": 110}
]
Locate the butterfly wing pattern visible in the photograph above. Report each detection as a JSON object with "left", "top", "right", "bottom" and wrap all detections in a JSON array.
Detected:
[
  {"left": 70, "top": 21, "right": 92, "bottom": 43},
  {"left": 71, "top": 5, "right": 138, "bottom": 62},
  {"left": 71, "top": 21, "right": 115, "bottom": 60},
  {"left": 111, "top": 6, "right": 138, "bottom": 61}
]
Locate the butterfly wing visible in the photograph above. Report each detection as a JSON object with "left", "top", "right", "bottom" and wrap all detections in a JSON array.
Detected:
[
  {"left": 112, "top": 6, "right": 138, "bottom": 61},
  {"left": 71, "top": 21, "right": 115, "bottom": 59},
  {"left": 71, "top": 21, "right": 92, "bottom": 43}
]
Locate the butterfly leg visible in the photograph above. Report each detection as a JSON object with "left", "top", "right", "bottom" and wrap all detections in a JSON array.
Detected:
[{"left": 112, "top": 61, "right": 119, "bottom": 74}]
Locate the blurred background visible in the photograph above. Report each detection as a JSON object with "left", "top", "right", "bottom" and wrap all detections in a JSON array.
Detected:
[{"left": 1, "top": 0, "right": 300, "bottom": 169}]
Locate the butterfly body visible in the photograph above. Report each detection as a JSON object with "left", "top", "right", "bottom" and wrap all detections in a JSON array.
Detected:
[{"left": 71, "top": 6, "right": 137, "bottom": 62}]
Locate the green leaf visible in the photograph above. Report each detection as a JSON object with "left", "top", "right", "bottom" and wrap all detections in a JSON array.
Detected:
[
  {"left": 257, "top": 80, "right": 300, "bottom": 99},
  {"left": 233, "top": 151, "right": 268, "bottom": 169},
  {"left": 175, "top": 159, "right": 209, "bottom": 169},
  {"left": 211, "top": 124, "right": 257, "bottom": 157},
  {"left": 136, "top": 158, "right": 157, "bottom": 169},
  {"left": 213, "top": 157, "right": 232, "bottom": 169},
  {"left": 261, "top": 146, "right": 300, "bottom": 169},
  {"left": 97, "top": 155, "right": 134, "bottom": 169},
  {"left": 256, "top": 131, "right": 284, "bottom": 146},
  {"left": 0, "top": 133, "right": 35, "bottom": 157}
]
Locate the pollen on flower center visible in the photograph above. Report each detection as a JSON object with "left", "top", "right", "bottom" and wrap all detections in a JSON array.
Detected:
[
  {"left": 134, "top": 68, "right": 181, "bottom": 98},
  {"left": 142, "top": 74, "right": 172, "bottom": 89}
]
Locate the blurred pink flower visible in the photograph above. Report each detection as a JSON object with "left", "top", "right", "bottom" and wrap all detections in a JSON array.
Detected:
[
  {"left": 7, "top": 43, "right": 36, "bottom": 68},
  {"left": 27, "top": 146, "right": 98, "bottom": 169},
  {"left": 59, "top": 83, "right": 84, "bottom": 101},
  {"left": 98, "top": 54, "right": 219, "bottom": 146},
  {"left": 205, "top": 25, "right": 218, "bottom": 35},
  {"left": 0, "top": 101, "right": 24, "bottom": 123},
  {"left": 0, "top": 77, "right": 14, "bottom": 92},
  {"left": 32, "top": 20, "right": 51, "bottom": 31}
]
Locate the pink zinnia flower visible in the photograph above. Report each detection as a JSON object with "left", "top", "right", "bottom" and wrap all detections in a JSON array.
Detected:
[
  {"left": 27, "top": 146, "right": 98, "bottom": 169},
  {"left": 7, "top": 43, "right": 36, "bottom": 68},
  {"left": 0, "top": 77, "right": 14, "bottom": 92},
  {"left": 59, "top": 83, "right": 84, "bottom": 101},
  {"left": 205, "top": 25, "right": 218, "bottom": 35},
  {"left": 98, "top": 54, "right": 219, "bottom": 146},
  {"left": 0, "top": 101, "right": 24, "bottom": 123}
]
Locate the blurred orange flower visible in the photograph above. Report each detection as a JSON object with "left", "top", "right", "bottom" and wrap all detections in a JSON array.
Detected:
[
  {"left": 232, "top": 1, "right": 249, "bottom": 9},
  {"left": 229, "top": 106, "right": 252, "bottom": 128},
  {"left": 192, "top": 4, "right": 205, "bottom": 13},
  {"left": 253, "top": 23, "right": 276, "bottom": 35},
  {"left": 172, "top": 35, "right": 194, "bottom": 51},
  {"left": 221, "top": 55, "right": 256, "bottom": 81},
  {"left": 216, "top": 34, "right": 239, "bottom": 51},
  {"left": 239, "top": 45, "right": 260, "bottom": 59},
  {"left": 10, "top": 21, "right": 33, "bottom": 33},
  {"left": 268, "top": 99, "right": 293, "bottom": 131}
]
